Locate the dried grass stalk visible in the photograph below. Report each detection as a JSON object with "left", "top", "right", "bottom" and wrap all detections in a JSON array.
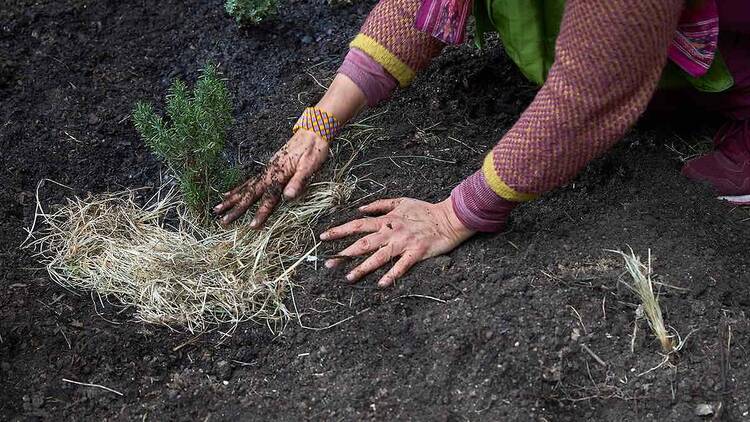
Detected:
[
  {"left": 24, "top": 175, "right": 354, "bottom": 333},
  {"left": 609, "top": 248, "right": 674, "bottom": 353}
]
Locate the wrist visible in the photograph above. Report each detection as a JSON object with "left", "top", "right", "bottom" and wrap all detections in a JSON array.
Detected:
[
  {"left": 295, "top": 128, "right": 327, "bottom": 146},
  {"left": 440, "top": 198, "right": 476, "bottom": 241},
  {"left": 450, "top": 170, "right": 517, "bottom": 233},
  {"left": 315, "top": 73, "right": 367, "bottom": 123},
  {"left": 292, "top": 107, "right": 342, "bottom": 143}
]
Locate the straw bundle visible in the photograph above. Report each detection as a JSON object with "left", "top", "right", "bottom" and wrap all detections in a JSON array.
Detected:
[{"left": 24, "top": 177, "right": 353, "bottom": 333}]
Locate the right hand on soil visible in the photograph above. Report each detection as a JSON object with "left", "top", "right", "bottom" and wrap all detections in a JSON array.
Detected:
[{"left": 213, "top": 129, "right": 329, "bottom": 228}]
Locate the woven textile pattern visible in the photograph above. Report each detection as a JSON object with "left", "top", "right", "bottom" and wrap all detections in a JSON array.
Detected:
[
  {"left": 293, "top": 107, "right": 342, "bottom": 143},
  {"left": 668, "top": 0, "right": 719, "bottom": 77},
  {"left": 353, "top": 0, "right": 444, "bottom": 86},
  {"left": 487, "top": 0, "right": 683, "bottom": 198}
]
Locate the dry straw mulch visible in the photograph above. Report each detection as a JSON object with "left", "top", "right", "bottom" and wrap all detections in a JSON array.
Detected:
[{"left": 24, "top": 175, "right": 354, "bottom": 333}]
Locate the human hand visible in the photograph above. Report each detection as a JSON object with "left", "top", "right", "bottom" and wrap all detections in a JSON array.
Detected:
[
  {"left": 213, "top": 129, "right": 328, "bottom": 227},
  {"left": 320, "top": 197, "right": 475, "bottom": 287}
]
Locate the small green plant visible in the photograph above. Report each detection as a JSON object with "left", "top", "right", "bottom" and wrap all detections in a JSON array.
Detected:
[
  {"left": 133, "top": 63, "right": 239, "bottom": 220},
  {"left": 225, "top": 0, "right": 277, "bottom": 25}
]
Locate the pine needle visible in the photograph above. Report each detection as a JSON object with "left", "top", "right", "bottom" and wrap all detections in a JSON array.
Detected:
[
  {"left": 225, "top": 0, "right": 277, "bottom": 24},
  {"left": 132, "top": 62, "right": 239, "bottom": 221}
]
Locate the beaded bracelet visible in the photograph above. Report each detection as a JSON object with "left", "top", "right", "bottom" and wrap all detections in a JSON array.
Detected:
[{"left": 292, "top": 107, "right": 342, "bottom": 143}]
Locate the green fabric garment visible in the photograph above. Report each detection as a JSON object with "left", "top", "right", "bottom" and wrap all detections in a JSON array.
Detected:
[
  {"left": 659, "top": 52, "right": 734, "bottom": 92},
  {"left": 473, "top": 0, "right": 564, "bottom": 84},
  {"left": 473, "top": 0, "right": 734, "bottom": 92}
]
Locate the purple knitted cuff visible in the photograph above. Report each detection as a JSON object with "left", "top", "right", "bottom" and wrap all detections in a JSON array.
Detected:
[
  {"left": 337, "top": 48, "right": 398, "bottom": 107},
  {"left": 451, "top": 170, "right": 517, "bottom": 233}
]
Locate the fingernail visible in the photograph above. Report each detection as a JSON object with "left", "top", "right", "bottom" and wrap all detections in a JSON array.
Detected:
[
  {"left": 378, "top": 278, "right": 390, "bottom": 288},
  {"left": 319, "top": 232, "right": 329, "bottom": 240},
  {"left": 345, "top": 273, "right": 354, "bottom": 281},
  {"left": 249, "top": 219, "right": 257, "bottom": 228},
  {"left": 284, "top": 188, "right": 296, "bottom": 198},
  {"left": 213, "top": 205, "right": 222, "bottom": 213},
  {"left": 324, "top": 260, "right": 334, "bottom": 268},
  {"left": 223, "top": 191, "right": 230, "bottom": 196}
]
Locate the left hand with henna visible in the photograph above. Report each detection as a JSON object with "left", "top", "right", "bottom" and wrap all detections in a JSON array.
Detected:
[
  {"left": 320, "top": 197, "right": 475, "bottom": 287},
  {"left": 213, "top": 73, "right": 367, "bottom": 228}
]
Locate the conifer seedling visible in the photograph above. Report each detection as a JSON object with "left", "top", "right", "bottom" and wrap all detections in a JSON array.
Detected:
[
  {"left": 132, "top": 63, "right": 239, "bottom": 220},
  {"left": 225, "top": 0, "right": 277, "bottom": 24}
]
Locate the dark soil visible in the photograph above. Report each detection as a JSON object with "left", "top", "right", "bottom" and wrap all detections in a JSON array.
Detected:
[{"left": 2, "top": 1, "right": 749, "bottom": 420}]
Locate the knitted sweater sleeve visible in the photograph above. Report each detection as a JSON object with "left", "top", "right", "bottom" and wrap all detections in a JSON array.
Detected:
[
  {"left": 344, "top": 0, "right": 445, "bottom": 88},
  {"left": 452, "top": 0, "right": 684, "bottom": 232}
]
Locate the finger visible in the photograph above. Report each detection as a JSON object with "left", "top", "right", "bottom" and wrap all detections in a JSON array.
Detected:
[
  {"left": 220, "top": 188, "right": 262, "bottom": 226},
  {"left": 218, "top": 158, "right": 293, "bottom": 222},
  {"left": 226, "top": 180, "right": 248, "bottom": 197},
  {"left": 283, "top": 165, "right": 313, "bottom": 199},
  {"left": 226, "top": 175, "right": 257, "bottom": 198},
  {"left": 324, "top": 232, "right": 386, "bottom": 269},
  {"left": 214, "top": 192, "right": 241, "bottom": 214},
  {"left": 319, "top": 218, "right": 381, "bottom": 241},
  {"left": 359, "top": 198, "right": 404, "bottom": 215},
  {"left": 378, "top": 250, "right": 422, "bottom": 288},
  {"left": 345, "top": 245, "right": 396, "bottom": 283},
  {"left": 214, "top": 189, "right": 241, "bottom": 214},
  {"left": 214, "top": 177, "right": 257, "bottom": 213},
  {"left": 250, "top": 191, "right": 281, "bottom": 228}
]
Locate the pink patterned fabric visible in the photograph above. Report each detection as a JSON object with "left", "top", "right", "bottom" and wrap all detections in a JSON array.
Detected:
[
  {"left": 414, "top": 0, "right": 471, "bottom": 45},
  {"left": 451, "top": 170, "right": 516, "bottom": 232},
  {"left": 337, "top": 48, "right": 398, "bottom": 107},
  {"left": 651, "top": 32, "right": 750, "bottom": 120},
  {"left": 412, "top": 0, "right": 725, "bottom": 79},
  {"left": 668, "top": 0, "right": 720, "bottom": 77}
]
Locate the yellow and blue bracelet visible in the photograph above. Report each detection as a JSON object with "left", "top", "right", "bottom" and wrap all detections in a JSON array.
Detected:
[{"left": 292, "top": 107, "right": 342, "bottom": 142}]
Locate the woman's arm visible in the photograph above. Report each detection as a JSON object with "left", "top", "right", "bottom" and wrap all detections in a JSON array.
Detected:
[
  {"left": 452, "top": 0, "right": 684, "bottom": 232},
  {"left": 321, "top": 0, "right": 687, "bottom": 287},
  {"left": 348, "top": 0, "right": 445, "bottom": 89},
  {"left": 334, "top": 0, "right": 448, "bottom": 108},
  {"left": 214, "top": 74, "right": 366, "bottom": 226},
  {"left": 215, "top": 0, "right": 447, "bottom": 226}
]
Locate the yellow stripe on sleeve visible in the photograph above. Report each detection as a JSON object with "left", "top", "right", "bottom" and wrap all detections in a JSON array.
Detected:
[
  {"left": 481, "top": 153, "right": 539, "bottom": 202},
  {"left": 349, "top": 34, "right": 415, "bottom": 87}
]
